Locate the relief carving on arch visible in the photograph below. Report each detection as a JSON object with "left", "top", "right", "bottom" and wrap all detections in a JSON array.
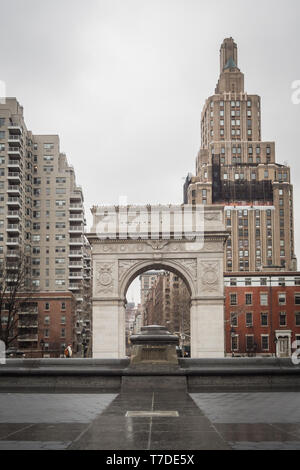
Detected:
[
  {"left": 95, "top": 262, "right": 114, "bottom": 295},
  {"left": 146, "top": 240, "right": 169, "bottom": 251},
  {"left": 176, "top": 259, "right": 197, "bottom": 280},
  {"left": 199, "top": 261, "right": 220, "bottom": 293},
  {"left": 118, "top": 260, "right": 138, "bottom": 281}
]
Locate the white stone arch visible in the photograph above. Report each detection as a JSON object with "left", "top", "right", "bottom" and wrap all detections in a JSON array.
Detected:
[{"left": 87, "top": 204, "right": 228, "bottom": 358}]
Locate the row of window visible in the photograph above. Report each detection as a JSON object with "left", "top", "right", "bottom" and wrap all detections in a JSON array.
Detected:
[
  {"left": 230, "top": 292, "right": 300, "bottom": 306},
  {"left": 231, "top": 334, "right": 269, "bottom": 351},
  {"left": 43, "top": 328, "right": 66, "bottom": 338},
  {"left": 229, "top": 277, "right": 300, "bottom": 287},
  {"left": 210, "top": 100, "right": 254, "bottom": 108},
  {"left": 230, "top": 311, "right": 300, "bottom": 327}
]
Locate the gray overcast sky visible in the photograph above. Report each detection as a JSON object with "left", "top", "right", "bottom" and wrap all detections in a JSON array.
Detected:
[{"left": 1, "top": 0, "right": 300, "bottom": 302}]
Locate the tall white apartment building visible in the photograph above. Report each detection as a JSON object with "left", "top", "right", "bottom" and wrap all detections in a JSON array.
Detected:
[{"left": 0, "top": 98, "right": 91, "bottom": 353}]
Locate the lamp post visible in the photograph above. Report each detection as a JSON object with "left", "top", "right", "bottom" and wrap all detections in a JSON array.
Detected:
[
  {"left": 230, "top": 327, "right": 236, "bottom": 357},
  {"left": 40, "top": 338, "right": 45, "bottom": 357}
]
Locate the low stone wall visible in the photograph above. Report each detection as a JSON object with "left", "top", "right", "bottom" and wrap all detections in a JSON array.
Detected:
[{"left": 1, "top": 358, "right": 300, "bottom": 392}]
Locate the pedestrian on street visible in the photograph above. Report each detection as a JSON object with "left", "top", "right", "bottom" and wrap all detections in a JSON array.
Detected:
[{"left": 64, "top": 344, "right": 73, "bottom": 358}]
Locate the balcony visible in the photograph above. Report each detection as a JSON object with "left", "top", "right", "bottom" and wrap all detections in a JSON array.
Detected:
[
  {"left": 69, "top": 204, "right": 83, "bottom": 210},
  {"left": 6, "top": 262, "right": 18, "bottom": 270},
  {"left": 6, "top": 249, "right": 20, "bottom": 258},
  {"left": 8, "top": 125, "right": 22, "bottom": 134},
  {"left": 69, "top": 238, "right": 83, "bottom": 245},
  {"left": 69, "top": 224, "right": 84, "bottom": 233},
  {"left": 7, "top": 185, "right": 21, "bottom": 195},
  {"left": 69, "top": 250, "right": 83, "bottom": 257},
  {"left": 18, "top": 334, "right": 38, "bottom": 342},
  {"left": 6, "top": 224, "right": 20, "bottom": 233},
  {"left": 19, "top": 307, "right": 38, "bottom": 315},
  {"left": 69, "top": 283, "right": 80, "bottom": 291},
  {"left": 8, "top": 172, "right": 22, "bottom": 182},
  {"left": 69, "top": 261, "right": 83, "bottom": 267},
  {"left": 69, "top": 214, "right": 84, "bottom": 221},
  {"left": 8, "top": 147, "right": 22, "bottom": 157},
  {"left": 69, "top": 272, "right": 83, "bottom": 279},
  {"left": 7, "top": 210, "right": 21, "bottom": 219},
  {"left": 6, "top": 237, "right": 19, "bottom": 245},
  {"left": 8, "top": 135, "right": 22, "bottom": 146},
  {"left": 8, "top": 159, "right": 22, "bottom": 169},
  {"left": 7, "top": 197, "right": 21, "bottom": 207},
  {"left": 18, "top": 321, "right": 38, "bottom": 328}
]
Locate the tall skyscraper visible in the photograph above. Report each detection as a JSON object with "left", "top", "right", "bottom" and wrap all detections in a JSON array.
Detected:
[
  {"left": 184, "top": 38, "right": 297, "bottom": 273},
  {"left": 0, "top": 98, "right": 91, "bottom": 355}
]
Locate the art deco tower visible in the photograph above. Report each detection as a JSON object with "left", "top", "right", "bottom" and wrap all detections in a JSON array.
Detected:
[{"left": 185, "top": 38, "right": 297, "bottom": 273}]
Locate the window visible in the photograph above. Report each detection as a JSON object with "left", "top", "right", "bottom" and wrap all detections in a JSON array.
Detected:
[
  {"left": 295, "top": 294, "right": 300, "bottom": 305},
  {"left": 56, "top": 200, "right": 66, "bottom": 206},
  {"left": 260, "top": 293, "right": 268, "bottom": 306},
  {"left": 261, "top": 335, "right": 269, "bottom": 351},
  {"left": 279, "top": 312, "right": 287, "bottom": 327},
  {"left": 61, "top": 302, "right": 66, "bottom": 310},
  {"left": 44, "top": 329, "right": 49, "bottom": 338},
  {"left": 246, "top": 335, "right": 254, "bottom": 350},
  {"left": 61, "top": 316, "right": 66, "bottom": 324},
  {"left": 44, "top": 315, "right": 50, "bottom": 325},
  {"left": 245, "top": 293, "right": 252, "bottom": 305},
  {"left": 56, "top": 266, "right": 66, "bottom": 275},
  {"left": 61, "top": 328, "right": 66, "bottom": 338},
  {"left": 278, "top": 293, "right": 286, "bottom": 305},
  {"left": 55, "top": 258, "right": 65, "bottom": 264},
  {"left": 246, "top": 312, "right": 253, "bottom": 327},
  {"left": 231, "top": 335, "right": 239, "bottom": 351},
  {"left": 231, "top": 312, "right": 238, "bottom": 327},
  {"left": 230, "top": 278, "right": 237, "bottom": 286},
  {"left": 261, "top": 313, "right": 268, "bottom": 326},
  {"left": 230, "top": 294, "right": 237, "bottom": 306},
  {"left": 44, "top": 143, "right": 54, "bottom": 150},
  {"left": 295, "top": 313, "right": 300, "bottom": 326}
]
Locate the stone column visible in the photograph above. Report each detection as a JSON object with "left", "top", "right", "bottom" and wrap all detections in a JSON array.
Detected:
[
  {"left": 190, "top": 298, "right": 225, "bottom": 358},
  {"left": 92, "top": 298, "right": 126, "bottom": 358}
]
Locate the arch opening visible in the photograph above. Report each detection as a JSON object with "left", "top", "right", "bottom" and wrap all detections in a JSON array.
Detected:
[{"left": 124, "top": 263, "right": 192, "bottom": 358}]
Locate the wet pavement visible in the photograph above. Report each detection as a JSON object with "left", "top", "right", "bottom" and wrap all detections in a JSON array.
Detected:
[{"left": 0, "top": 391, "right": 300, "bottom": 450}]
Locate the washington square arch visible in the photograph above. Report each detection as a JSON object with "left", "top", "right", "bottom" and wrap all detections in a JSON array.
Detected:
[{"left": 87, "top": 204, "right": 228, "bottom": 359}]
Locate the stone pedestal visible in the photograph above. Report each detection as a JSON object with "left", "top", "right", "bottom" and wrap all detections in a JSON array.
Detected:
[
  {"left": 121, "top": 325, "right": 186, "bottom": 391},
  {"left": 129, "top": 325, "right": 179, "bottom": 367}
]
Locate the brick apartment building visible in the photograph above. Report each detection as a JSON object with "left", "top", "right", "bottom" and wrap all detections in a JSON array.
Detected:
[
  {"left": 6, "top": 291, "right": 76, "bottom": 358},
  {"left": 225, "top": 273, "right": 300, "bottom": 357}
]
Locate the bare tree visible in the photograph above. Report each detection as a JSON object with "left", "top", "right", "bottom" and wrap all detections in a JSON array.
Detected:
[{"left": 0, "top": 252, "right": 33, "bottom": 348}]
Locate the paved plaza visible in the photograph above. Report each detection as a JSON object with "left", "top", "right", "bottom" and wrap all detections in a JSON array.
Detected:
[{"left": 0, "top": 391, "right": 300, "bottom": 450}]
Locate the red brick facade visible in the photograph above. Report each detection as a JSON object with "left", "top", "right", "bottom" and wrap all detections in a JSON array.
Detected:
[
  {"left": 225, "top": 273, "right": 300, "bottom": 357},
  {"left": 16, "top": 292, "right": 75, "bottom": 358}
]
